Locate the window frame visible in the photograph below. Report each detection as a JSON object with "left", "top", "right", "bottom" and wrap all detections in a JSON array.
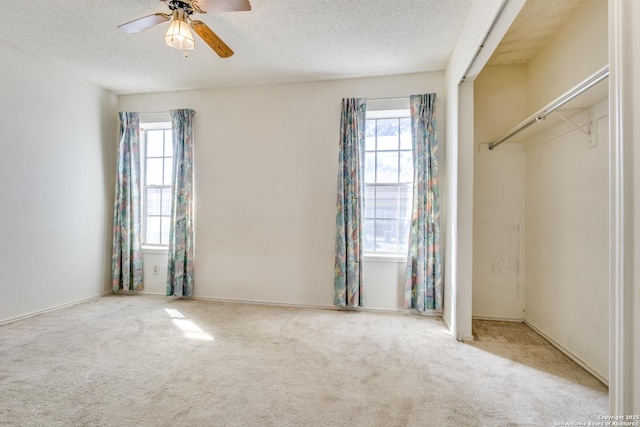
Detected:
[
  {"left": 363, "top": 109, "right": 413, "bottom": 257},
  {"left": 140, "top": 121, "right": 173, "bottom": 248}
]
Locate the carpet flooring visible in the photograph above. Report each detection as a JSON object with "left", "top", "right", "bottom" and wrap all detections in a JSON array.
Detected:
[{"left": 0, "top": 295, "right": 607, "bottom": 426}]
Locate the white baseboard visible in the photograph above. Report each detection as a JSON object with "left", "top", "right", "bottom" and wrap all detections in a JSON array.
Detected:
[
  {"left": 0, "top": 291, "right": 111, "bottom": 326},
  {"left": 473, "top": 315, "right": 525, "bottom": 323},
  {"left": 471, "top": 316, "right": 608, "bottom": 385},
  {"left": 196, "top": 295, "right": 329, "bottom": 310},
  {"left": 457, "top": 332, "right": 475, "bottom": 342},
  {"left": 140, "top": 292, "right": 443, "bottom": 318},
  {"left": 5, "top": 289, "right": 442, "bottom": 327},
  {"left": 524, "top": 319, "right": 608, "bottom": 386},
  {"left": 136, "top": 291, "right": 167, "bottom": 297}
]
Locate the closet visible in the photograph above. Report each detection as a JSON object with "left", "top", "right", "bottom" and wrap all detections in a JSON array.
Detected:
[{"left": 471, "top": 0, "right": 609, "bottom": 384}]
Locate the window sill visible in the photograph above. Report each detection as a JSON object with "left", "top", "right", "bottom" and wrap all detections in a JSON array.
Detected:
[
  {"left": 363, "top": 253, "right": 407, "bottom": 263},
  {"left": 142, "top": 245, "right": 169, "bottom": 254}
]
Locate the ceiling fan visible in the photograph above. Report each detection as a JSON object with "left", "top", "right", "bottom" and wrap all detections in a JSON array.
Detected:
[{"left": 117, "top": 0, "right": 251, "bottom": 58}]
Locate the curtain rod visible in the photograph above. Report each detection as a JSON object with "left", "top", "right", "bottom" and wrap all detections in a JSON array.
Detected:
[{"left": 488, "top": 65, "right": 610, "bottom": 150}]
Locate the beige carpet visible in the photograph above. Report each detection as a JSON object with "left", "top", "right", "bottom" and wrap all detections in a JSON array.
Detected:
[{"left": 0, "top": 295, "right": 607, "bottom": 426}]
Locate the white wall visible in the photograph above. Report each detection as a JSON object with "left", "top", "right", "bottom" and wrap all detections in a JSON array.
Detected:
[
  {"left": 526, "top": 0, "right": 608, "bottom": 115},
  {"left": 119, "top": 72, "right": 445, "bottom": 310},
  {"left": 472, "top": 143, "right": 526, "bottom": 320},
  {"left": 363, "top": 259, "right": 407, "bottom": 311},
  {"left": 525, "top": 100, "right": 609, "bottom": 382},
  {"left": 141, "top": 250, "right": 169, "bottom": 295},
  {"left": 142, "top": 251, "right": 408, "bottom": 312},
  {"left": 473, "top": 66, "right": 527, "bottom": 320},
  {"left": 0, "top": 42, "right": 118, "bottom": 323},
  {"left": 455, "top": 81, "right": 475, "bottom": 339}
]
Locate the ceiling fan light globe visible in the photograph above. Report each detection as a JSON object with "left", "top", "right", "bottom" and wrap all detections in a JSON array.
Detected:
[{"left": 165, "top": 18, "right": 195, "bottom": 50}]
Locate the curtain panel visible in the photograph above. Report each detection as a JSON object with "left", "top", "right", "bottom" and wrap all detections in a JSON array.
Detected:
[
  {"left": 112, "top": 112, "right": 143, "bottom": 292},
  {"left": 166, "top": 109, "right": 196, "bottom": 297},
  {"left": 404, "top": 94, "right": 442, "bottom": 311},
  {"left": 334, "top": 98, "right": 366, "bottom": 307}
]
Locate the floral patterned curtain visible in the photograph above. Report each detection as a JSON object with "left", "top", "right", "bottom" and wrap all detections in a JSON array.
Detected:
[
  {"left": 334, "top": 98, "right": 366, "bottom": 307},
  {"left": 112, "top": 112, "right": 143, "bottom": 292},
  {"left": 404, "top": 94, "right": 442, "bottom": 311},
  {"left": 166, "top": 109, "right": 196, "bottom": 297}
]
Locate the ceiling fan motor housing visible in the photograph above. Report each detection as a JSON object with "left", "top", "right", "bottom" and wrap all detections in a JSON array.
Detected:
[{"left": 164, "top": 0, "right": 204, "bottom": 15}]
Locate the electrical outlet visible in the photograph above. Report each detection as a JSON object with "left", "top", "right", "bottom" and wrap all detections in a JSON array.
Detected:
[{"left": 153, "top": 264, "right": 159, "bottom": 275}]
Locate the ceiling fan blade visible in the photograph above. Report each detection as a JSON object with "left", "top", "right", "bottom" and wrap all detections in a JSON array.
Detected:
[
  {"left": 118, "top": 13, "right": 170, "bottom": 34},
  {"left": 190, "top": 20, "right": 234, "bottom": 58},
  {"left": 192, "top": 0, "right": 251, "bottom": 13}
]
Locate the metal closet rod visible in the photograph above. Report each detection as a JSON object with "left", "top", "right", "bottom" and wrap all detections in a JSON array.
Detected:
[{"left": 488, "top": 65, "right": 610, "bottom": 150}]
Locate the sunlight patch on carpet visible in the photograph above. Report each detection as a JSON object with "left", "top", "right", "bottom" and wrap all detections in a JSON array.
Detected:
[
  {"left": 163, "top": 308, "right": 186, "bottom": 319},
  {"left": 164, "top": 308, "right": 214, "bottom": 341}
]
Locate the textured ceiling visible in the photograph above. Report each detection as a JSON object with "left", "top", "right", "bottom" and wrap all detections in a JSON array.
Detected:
[
  {"left": 1, "top": 0, "right": 583, "bottom": 95},
  {"left": 0, "top": 0, "right": 473, "bottom": 95},
  {"left": 488, "top": 0, "right": 585, "bottom": 66}
]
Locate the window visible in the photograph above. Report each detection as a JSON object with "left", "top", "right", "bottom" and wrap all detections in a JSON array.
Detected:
[
  {"left": 364, "top": 110, "right": 413, "bottom": 254},
  {"left": 141, "top": 122, "right": 173, "bottom": 246}
]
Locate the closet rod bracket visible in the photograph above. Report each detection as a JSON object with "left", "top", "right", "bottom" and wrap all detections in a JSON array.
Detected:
[{"left": 553, "top": 109, "right": 595, "bottom": 148}]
